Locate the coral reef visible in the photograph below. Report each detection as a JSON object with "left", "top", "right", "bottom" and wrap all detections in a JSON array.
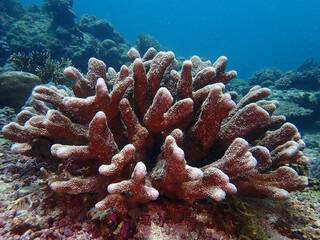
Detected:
[
  {"left": 247, "top": 60, "right": 320, "bottom": 131},
  {"left": 6, "top": 51, "right": 72, "bottom": 85},
  {"left": 135, "top": 34, "right": 163, "bottom": 56},
  {"left": 43, "top": 0, "right": 76, "bottom": 30},
  {"left": 78, "top": 15, "right": 125, "bottom": 43},
  {"left": 0, "top": 0, "right": 130, "bottom": 72},
  {"left": 271, "top": 89, "right": 319, "bottom": 130},
  {"left": 309, "top": 156, "right": 320, "bottom": 179},
  {"left": 248, "top": 67, "right": 282, "bottom": 87},
  {"left": 248, "top": 59, "right": 320, "bottom": 92},
  {"left": 302, "top": 131, "right": 320, "bottom": 179},
  {"left": 0, "top": 0, "right": 24, "bottom": 19},
  {"left": 275, "top": 58, "right": 320, "bottom": 91},
  {"left": 2, "top": 48, "right": 308, "bottom": 216}
]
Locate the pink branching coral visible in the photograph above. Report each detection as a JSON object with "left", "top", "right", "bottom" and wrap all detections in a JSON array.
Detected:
[{"left": 2, "top": 48, "right": 308, "bottom": 215}]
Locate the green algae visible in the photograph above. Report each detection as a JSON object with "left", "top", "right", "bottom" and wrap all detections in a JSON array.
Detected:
[{"left": 210, "top": 196, "right": 268, "bottom": 240}]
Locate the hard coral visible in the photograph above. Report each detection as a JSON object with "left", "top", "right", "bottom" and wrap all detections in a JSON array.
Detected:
[
  {"left": 7, "top": 51, "right": 72, "bottom": 85},
  {"left": 43, "top": 0, "right": 76, "bottom": 30},
  {"left": 2, "top": 48, "right": 308, "bottom": 215}
]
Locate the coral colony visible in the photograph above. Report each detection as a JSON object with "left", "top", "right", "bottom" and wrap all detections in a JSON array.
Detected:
[{"left": 2, "top": 48, "right": 308, "bottom": 215}]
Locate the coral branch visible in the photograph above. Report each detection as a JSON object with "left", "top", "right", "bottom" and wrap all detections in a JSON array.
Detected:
[
  {"left": 191, "top": 83, "right": 235, "bottom": 149},
  {"left": 175, "top": 167, "right": 237, "bottom": 203},
  {"left": 64, "top": 57, "right": 107, "bottom": 98},
  {"left": 177, "top": 60, "right": 193, "bottom": 100},
  {"left": 97, "top": 162, "right": 159, "bottom": 214},
  {"left": 151, "top": 135, "right": 203, "bottom": 187},
  {"left": 257, "top": 122, "right": 305, "bottom": 150},
  {"left": 143, "top": 88, "right": 193, "bottom": 133},
  {"left": 183, "top": 83, "right": 235, "bottom": 163},
  {"left": 212, "top": 56, "right": 237, "bottom": 84},
  {"left": 119, "top": 98, "right": 153, "bottom": 160},
  {"left": 218, "top": 103, "right": 270, "bottom": 147},
  {"left": 50, "top": 175, "right": 112, "bottom": 194},
  {"left": 62, "top": 76, "right": 133, "bottom": 124},
  {"left": 133, "top": 58, "right": 148, "bottom": 114},
  {"left": 206, "top": 138, "right": 257, "bottom": 177},
  {"left": 234, "top": 166, "right": 308, "bottom": 199},
  {"left": 51, "top": 111, "right": 119, "bottom": 164},
  {"left": 192, "top": 67, "right": 216, "bottom": 90},
  {"left": 147, "top": 51, "right": 175, "bottom": 98},
  {"left": 99, "top": 144, "right": 135, "bottom": 176}
]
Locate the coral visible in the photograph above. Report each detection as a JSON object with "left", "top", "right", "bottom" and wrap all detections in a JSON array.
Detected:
[
  {"left": 42, "top": 0, "right": 76, "bottom": 30},
  {"left": 305, "top": 134, "right": 320, "bottom": 179},
  {"left": 272, "top": 99, "right": 313, "bottom": 126},
  {"left": 135, "top": 34, "right": 162, "bottom": 56},
  {"left": 273, "top": 71, "right": 294, "bottom": 89},
  {"left": 78, "top": 15, "right": 125, "bottom": 43},
  {"left": 0, "top": 0, "right": 24, "bottom": 18},
  {"left": 2, "top": 48, "right": 308, "bottom": 215},
  {"left": 271, "top": 59, "right": 320, "bottom": 91},
  {"left": 248, "top": 67, "right": 282, "bottom": 87},
  {"left": 289, "top": 68, "right": 320, "bottom": 91},
  {"left": 296, "top": 58, "right": 320, "bottom": 72},
  {"left": 310, "top": 162, "right": 320, "bottom": 179},
  {"left": 7, "top": 51, "right": 72, "bottom": 85},
  {"left": 0, "top": 1, "right": 130, "bottom": 72},
  {"left": 271, "top": 88, "right": 320, "bottom": 131}
]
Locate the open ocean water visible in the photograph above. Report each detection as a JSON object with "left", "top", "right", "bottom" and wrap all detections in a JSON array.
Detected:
[{"left": 22, "top": 0, "right": 320, "bottom": 79}]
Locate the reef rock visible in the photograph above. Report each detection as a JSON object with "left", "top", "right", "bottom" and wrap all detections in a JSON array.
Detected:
[
  {"left": 2, "top": 48, "right": 308, "bottom": 215},
  {"left": 248, "top": 61, "right": 320, "bottom": 131},
  {"left": 0, "top": 0, "right": 130, "bottom": 72},
  {"left": 248, "top": 67, "right": 282, "bottom": 87},
  {"left": 0, "top": 71, "right": 41, "bottom": 111}
]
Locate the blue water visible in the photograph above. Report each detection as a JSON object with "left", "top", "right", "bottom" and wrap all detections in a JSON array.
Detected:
[{"left": 22, "top": 0, "right": 320, "bottom": 79}]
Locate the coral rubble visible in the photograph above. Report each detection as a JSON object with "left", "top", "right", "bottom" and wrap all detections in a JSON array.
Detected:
[{"left": 2, "top": 48, "right": 308, "bottom": 215}]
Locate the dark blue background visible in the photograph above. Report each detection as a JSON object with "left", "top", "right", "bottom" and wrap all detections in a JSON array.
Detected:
[{"left": 23, "top": 0, "right": 320, "bottom": 79}]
